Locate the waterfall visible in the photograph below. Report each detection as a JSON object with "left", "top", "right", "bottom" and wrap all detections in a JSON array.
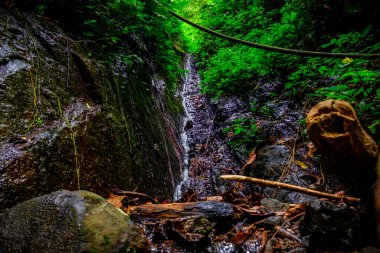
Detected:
[{"left": 173, "top": 54, "right": 199, "bottom": 200}]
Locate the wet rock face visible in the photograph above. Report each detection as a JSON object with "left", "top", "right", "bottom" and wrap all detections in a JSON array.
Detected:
[
  {"left": 0, "top": 8, "right": 180, "bottom": 209},
  {"left": 0, "top": 190, "right": 149, "bottom": 253}
]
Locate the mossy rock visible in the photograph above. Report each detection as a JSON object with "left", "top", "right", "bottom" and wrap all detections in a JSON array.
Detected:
[{"left": 0, "top": 190, "right": 149, "bottom": 253}]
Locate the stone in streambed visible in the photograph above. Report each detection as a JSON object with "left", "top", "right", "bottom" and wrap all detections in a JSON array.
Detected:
[
  {"left": 0, "top": 190, "right": 149, "bottom": 253},
  {"left": 300, "top": 200, "right": 366, "bottom": 251}
]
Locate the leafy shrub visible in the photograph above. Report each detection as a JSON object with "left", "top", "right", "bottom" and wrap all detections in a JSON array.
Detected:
[
  {"left": 223, "top": 118, "right": 261, "bottom": 154},
  {"left": 286, "top": 28, "right": 380, "bottom": 136},
  {"left": 38, "top": 0, "right": 183, "bottom": 89},
  {"left": 184, "top": 0, "right": 320, "bottom": 97}
]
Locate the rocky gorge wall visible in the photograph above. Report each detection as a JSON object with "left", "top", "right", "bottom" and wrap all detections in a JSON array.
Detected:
[{"left": 0, "top": 7, "right": 182, "bottom": 210}]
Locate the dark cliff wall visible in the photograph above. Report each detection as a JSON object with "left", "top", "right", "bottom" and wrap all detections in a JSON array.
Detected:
[{"left": 0, "top": 7, "right": 182, "bottom": 209}]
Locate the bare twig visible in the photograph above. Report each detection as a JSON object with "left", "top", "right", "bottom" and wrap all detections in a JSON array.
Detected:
[
  {"left": 271, "top": 212, "right": 305, "bottom": 243},
  {"left": 263, "top": 238, "right": 277, "bottom": 253},
  {"left": 115, "top": 190, "right": 158, "bottom": 204},
  {"left": 273, "top": 226, "right": 302, "bottom": 243},
  {"left": 220, "top": 175, "right": 360, "bottom": 202}
]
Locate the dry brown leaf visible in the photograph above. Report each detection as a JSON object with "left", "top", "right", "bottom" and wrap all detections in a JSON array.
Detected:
[
  {"left": 206, "top": 196, "right": 223, "bottom": 202},
  {"left": 241, "top": 224, "right": 256, "bottom": 234},
  {"left": 294, "top": 160, "right": 308, "bottom": 169},
  {"left": 240, "top": 148, "right": 257, "bottom": 178},
  {"left": 107, "top": 194, "right": 125, "bottom": 209},
  {"left": 283, "top": 203, "right": 306, "bottom": 219},
  {"left": 246, "top": 151, "right": 257, "bottom": 165},
  {"left": 231, "top": 232, "right": 251, "bottom": 246}
]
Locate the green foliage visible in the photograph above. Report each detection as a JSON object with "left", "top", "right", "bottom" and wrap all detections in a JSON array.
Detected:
[
  {"left": 223, "top": 118, "right": 261, "bottom": 154},
  {"left": 37, "top": 0, "right": 183, "bottom": 93},
  {"left": 82, "top": 0, "right": 182, "bottom": 83},
  {"left": 177, "top": 0, "right": 319, "bottom": 97},
  {"left": 34, "top": 0, "right": 380, "bottom": 139},
  {"left": 178, "top": 0, "right": 380, "bottom": 138},
  {"left": 286, "top": 28, "right": 380, "bottom": 135},
  {"left": 34, "top": 116, "right": 43, "bottom": 127}
]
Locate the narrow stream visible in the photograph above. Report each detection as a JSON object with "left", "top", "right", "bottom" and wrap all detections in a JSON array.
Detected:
[
  {"left": 174, "top": 54, "right": 204, "bottom": 200},
  {"left": 174, "top": 54, "right": 241, "bottom": 200}
]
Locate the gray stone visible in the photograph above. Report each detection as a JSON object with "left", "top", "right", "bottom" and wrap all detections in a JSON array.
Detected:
[
  {"left": 260, "top": 198, "right": 289, "bottom": 212},
  {"left": 249, "top": 144, "right": 290, "bottom": 180},
  {"left": 300, "top": 200, "right": 368, "bottom": 251},
  {"left": 248, "top": 144, "right": 319, "bottom": 203},
  {"left": 0, "top": 190, "right": 149, "bottom": 253}
]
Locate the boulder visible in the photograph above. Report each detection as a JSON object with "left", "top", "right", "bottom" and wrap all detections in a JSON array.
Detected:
[
  {"left": 247, "top": 144, "right": 319, "bottom": 203},
  {"left": 300, "top": 200, "right": 367, "bottom": 251},
  {"left": 0, "top": 190, "right": 149, "bottom": 253}
]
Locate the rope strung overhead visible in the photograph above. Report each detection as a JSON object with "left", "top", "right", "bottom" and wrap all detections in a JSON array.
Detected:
[{"left": 167, "top": 9, "right": 380, "bottom": 59}]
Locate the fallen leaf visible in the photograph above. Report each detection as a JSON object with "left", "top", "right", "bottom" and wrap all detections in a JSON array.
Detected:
[
  {"left": 283, "top": 203, "right": 306, "bottom": 219},
  {"left": 107, "top": 194, "right": 125, "bottom": 209},
  {"left": 240, "top": 149, "right": 257, "bottom": 177},
  {"left": 231, "top": 232, "right": 251, "bottom": 246},
  {"left": 341, "top": 57, "right": 353, "bottom": 64},
  {"left": 295, "top": 160, "right": 308, "bottom": 169},
  {"left": 206, "top": 196, "right": 223, "bottom": 202}
]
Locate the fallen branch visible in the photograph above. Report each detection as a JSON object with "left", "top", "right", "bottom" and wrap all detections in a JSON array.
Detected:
[
  {"left": 129, "top": 201, "right": 234, "bottom": 220},
  {"left": 115, "top": 190, "right": 158, "bottom": 204},
  {"left": 220, "top": 175, "right": 361, "bottom": 202}
]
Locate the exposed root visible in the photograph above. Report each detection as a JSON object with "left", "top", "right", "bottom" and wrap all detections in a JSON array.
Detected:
[{"left": 56, "top": 96, "right": 80, "bottom": 190}]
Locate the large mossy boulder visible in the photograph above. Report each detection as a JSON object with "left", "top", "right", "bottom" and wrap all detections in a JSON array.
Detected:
[{"left": 0, "top": 190, "right": 149, "bottom": 252}]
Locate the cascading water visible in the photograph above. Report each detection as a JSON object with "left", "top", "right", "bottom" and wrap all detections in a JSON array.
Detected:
[
  {"left": 173, "top": 54, "right": 197, "bottom": 200},
  {"left": 174, "top": 54, "right": 241, "bottom": 200}
]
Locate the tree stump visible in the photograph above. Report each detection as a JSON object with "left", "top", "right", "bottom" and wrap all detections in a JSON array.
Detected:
[
  {"left": 306, "top": 99, "right": 378, "bottom": 200},
  {"left": 306, "top": 99, "right": 380, "bottom": 246}
]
